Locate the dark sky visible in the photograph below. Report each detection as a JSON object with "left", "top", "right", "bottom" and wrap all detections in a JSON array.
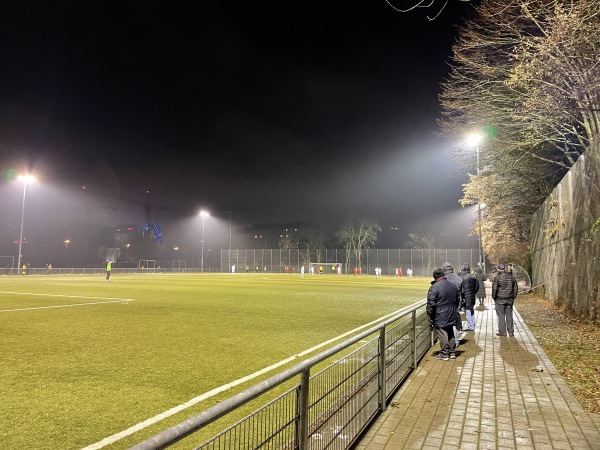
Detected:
[{"left": 0, "top": 1, "right": 479, "bottom": 249}]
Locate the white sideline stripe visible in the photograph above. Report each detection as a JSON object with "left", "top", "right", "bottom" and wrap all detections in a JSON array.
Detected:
[
  {"left": 0, "top": 299, "right": 134, "bottom": 312},
  {"left": 0, "top": 291, "right": 134, "bottom": 301},
  {"left": 0, "top": 291, "right": 135, "bottom": 312},
  {"left": 82, "top": 307, "right": 408, "bottom": 449}
]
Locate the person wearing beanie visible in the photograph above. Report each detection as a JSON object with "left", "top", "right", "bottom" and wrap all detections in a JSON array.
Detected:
[
  {"left": 459, "top": 263, "right": 480, "bottom": 331},
  {"left": 492, "top": 263, "right": 518, "bottom": 336},
  {"left": 442, "top": 262, "right": 464, "bottom": 337},
  {"left": 427, "top": 267, "right": 461, "bottom": 360}
]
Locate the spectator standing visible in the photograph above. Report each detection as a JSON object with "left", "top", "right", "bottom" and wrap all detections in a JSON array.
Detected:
[
  {"left": 459, "top": 264, "right": 479, "bottom": 331},
  {"left": 489, "top": 266, "right": 499, "bottom": 282},
  {"left": 475, "top": 268, "right": 487, "bottom": 306},
  {"left": 442, "top": 262, "right": 464, "bottom": 335},
  {"left": 427, "top": 268, "right": 461, "bottom": 360},
  {"left": 492, "top": 263, "right": 518, "bottom": 336}
]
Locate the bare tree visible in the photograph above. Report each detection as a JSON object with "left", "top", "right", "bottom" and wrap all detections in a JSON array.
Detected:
[
  {"left": 406, "top": 226, "right": 445, "bottom": 275},
  {"left": 440, "top": 0, "right": 600, "bottom": 265},
  {"left": 278, "top": 233, "right": 298, "bottom": 250},
  {"left": 302, "top": 228, "right": 328, "bottom": 264},
  {"left": 337, "top": 221, "right": 382, "bottom": 269}
]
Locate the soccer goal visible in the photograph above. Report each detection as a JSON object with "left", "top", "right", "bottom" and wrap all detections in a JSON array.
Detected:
[
  {"left": 0, "top": 256, "right": 14, "bottom": 273},
  {"left": 0, "top": 255, "right": 14, "bottom": 268},
  {"left": 309, "top": 262, "right": 344, "bottom": 274},
  {"left": 172, "top": 260, "right": 187, "bottom": 272},
  {"left": 138, "top": 259, "right": 156, "bottom": 273}
]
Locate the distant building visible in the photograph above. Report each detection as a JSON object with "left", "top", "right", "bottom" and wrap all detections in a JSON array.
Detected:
[{"left": 236, "top": 222, "right": 310, "bottom": 249}]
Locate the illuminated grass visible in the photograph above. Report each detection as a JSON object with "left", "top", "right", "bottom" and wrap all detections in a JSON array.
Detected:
[{"left": 0, "top": 273, "right": 429, "bottom": 449}]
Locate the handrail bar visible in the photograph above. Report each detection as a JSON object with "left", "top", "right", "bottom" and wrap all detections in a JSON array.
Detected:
[{"left": 131, "top": 299, "right": 427, "bottom": 449}]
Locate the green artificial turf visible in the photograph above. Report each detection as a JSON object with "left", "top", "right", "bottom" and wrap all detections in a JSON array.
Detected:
[{"left": 0, "top": 273, "right": 429, "bottom": 449}]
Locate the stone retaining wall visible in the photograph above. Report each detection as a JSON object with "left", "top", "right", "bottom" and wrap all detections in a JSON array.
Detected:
[{"left": 531, "top": 144, "right": 600, "bottom": 322}]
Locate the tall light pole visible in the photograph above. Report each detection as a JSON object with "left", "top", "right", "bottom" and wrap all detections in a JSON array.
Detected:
[
  {"left": 228, "top": 211, "right": 232, "bottom": 272},
  {"left": 200, "top": 210, "right": 209, "bottom": 272},
  {"left": 467, "top": 134, "right": 485, "bottom": 273},
  {"left": 17, "top": 175, "right": 36, "bottom": 272}
]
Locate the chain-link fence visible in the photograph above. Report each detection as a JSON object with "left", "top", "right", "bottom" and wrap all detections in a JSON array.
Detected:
[{"left": 221, "top": 248, "right": 482, "bottom": 277}]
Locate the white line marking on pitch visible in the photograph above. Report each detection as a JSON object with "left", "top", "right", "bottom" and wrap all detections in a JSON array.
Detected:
[
  {"left": 0, "top": 292, "right": 134, "bottom": 312},
  {"left": 83, "top": 307, "right": 408, "bottom": 449},
  {"left": 0, "top": 300, "right": 134, "bottom": 312}
]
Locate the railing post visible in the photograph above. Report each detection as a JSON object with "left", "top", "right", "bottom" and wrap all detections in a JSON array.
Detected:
[
  {"left": 411, "top": 310, "right": 417, "bottom": 368},
  {"left": 378, "top": 327, "right": 387, "bottom": 411},
  {"left": 297, "top": 369, "right": 310, "bottom": 450}
]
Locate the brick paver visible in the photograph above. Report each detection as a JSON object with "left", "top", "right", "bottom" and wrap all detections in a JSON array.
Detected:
[{"left": 356, "top": 300, "right": 600, "bottom": 449}]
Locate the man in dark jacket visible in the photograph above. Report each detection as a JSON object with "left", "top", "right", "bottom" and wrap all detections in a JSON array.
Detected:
[
  {"left": 442, "top": 262, "right": 464, "bottom": 334},
  {"left": 427, "top": 268, "right": 461, "bottom": 360},
  {"left": 475, "top": 268, "right": 487, "bottom": 306},
  {"left": 459, "top": 264, "right": 480, "bottom": 331},
  {"left": 492, "top": 263, "right": 518, "bottom": 336}
]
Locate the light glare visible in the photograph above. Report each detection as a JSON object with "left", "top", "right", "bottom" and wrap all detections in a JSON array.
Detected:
[
  {"left": 17, "top": 175, "right": 36, "bottom": 184},
  {"left": 466, "top": 133, "right": 481, "bottom": 146}
]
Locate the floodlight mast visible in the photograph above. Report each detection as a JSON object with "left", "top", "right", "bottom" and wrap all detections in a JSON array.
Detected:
[
  {"left": 228, "top": 211, "right": 232, "bottom": 272},
  {"left": 17, "top": 175, "right": 36, "bottom": 272},
  {"left": 200, "top": 210, "right": 209, "bottom": 272},
  {"left": 467, "top": 134, "right": 485, "bottom": 273}
]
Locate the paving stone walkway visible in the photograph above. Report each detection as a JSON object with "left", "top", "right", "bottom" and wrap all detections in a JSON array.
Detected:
[{"left": 356, "top": 299, "right": 600, "bottom": 449}]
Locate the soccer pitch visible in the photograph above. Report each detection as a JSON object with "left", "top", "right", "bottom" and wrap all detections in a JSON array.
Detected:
[{"left": 0, "top": 273, "right": 430, "bottom": 449}]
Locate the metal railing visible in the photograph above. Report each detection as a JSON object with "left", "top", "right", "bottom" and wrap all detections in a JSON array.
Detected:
[{"left": 131, "top": 300, "right": 431, "bottom": 450}]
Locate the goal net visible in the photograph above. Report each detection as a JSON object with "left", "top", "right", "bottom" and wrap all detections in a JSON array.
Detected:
[
  {"left": 138, "top": 259, "right": 156, "bottom": 272},
  {"left": 172, "top": 260, "right": 187, "bottom": 272},
  {"left": 0, "top": 255, "right": 14, "bottom": 268},
  {"left": 308, "top": 262, "right": 343, "bottom": 274}
]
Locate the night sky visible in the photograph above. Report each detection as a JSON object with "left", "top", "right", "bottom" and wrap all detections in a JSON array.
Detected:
[{"left": 0, "top": 1, "right": 480, "bottom": 254}]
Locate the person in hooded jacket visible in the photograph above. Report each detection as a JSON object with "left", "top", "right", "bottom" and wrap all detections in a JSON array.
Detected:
[
  {"left": 427, "top": 268, "right": 461, "bottom": 360},
  {"left": 492, "top": 263, "right": 519, "bottom": 336},
  {"left": 459, "top": 264, "right": 480, "bottom": 331},
  {"left": 475, "top": 267, "right": 487, "bottom": 306},
  {"left": 442, "top": 262, "right": 464, "bottom": 335}
]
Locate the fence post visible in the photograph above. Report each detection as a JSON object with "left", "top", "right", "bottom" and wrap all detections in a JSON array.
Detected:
[
  {"left": 412, "top": 310, "right": 418, "bottom": 368},
  {"left": 297, "top": 369, "right": 311, "bottom": 450},
  {"left": 378, "top": 326, "right": 387, "bottom": 411}
]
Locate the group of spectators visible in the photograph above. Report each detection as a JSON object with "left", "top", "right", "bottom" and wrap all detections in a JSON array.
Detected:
[{"left": 426, "top": 261, "right": 518, "bottom": 361}]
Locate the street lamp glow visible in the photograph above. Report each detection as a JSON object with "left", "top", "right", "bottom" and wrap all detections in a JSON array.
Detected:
[
  {"left": 17, "top": 175, "right": 37, "bottom": 272},
  {"left": 466, "top": 133, "right": 481, "bottom": 147},
  {"left": 199, "top": 210, "right": 210, "bottom": 272}
]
